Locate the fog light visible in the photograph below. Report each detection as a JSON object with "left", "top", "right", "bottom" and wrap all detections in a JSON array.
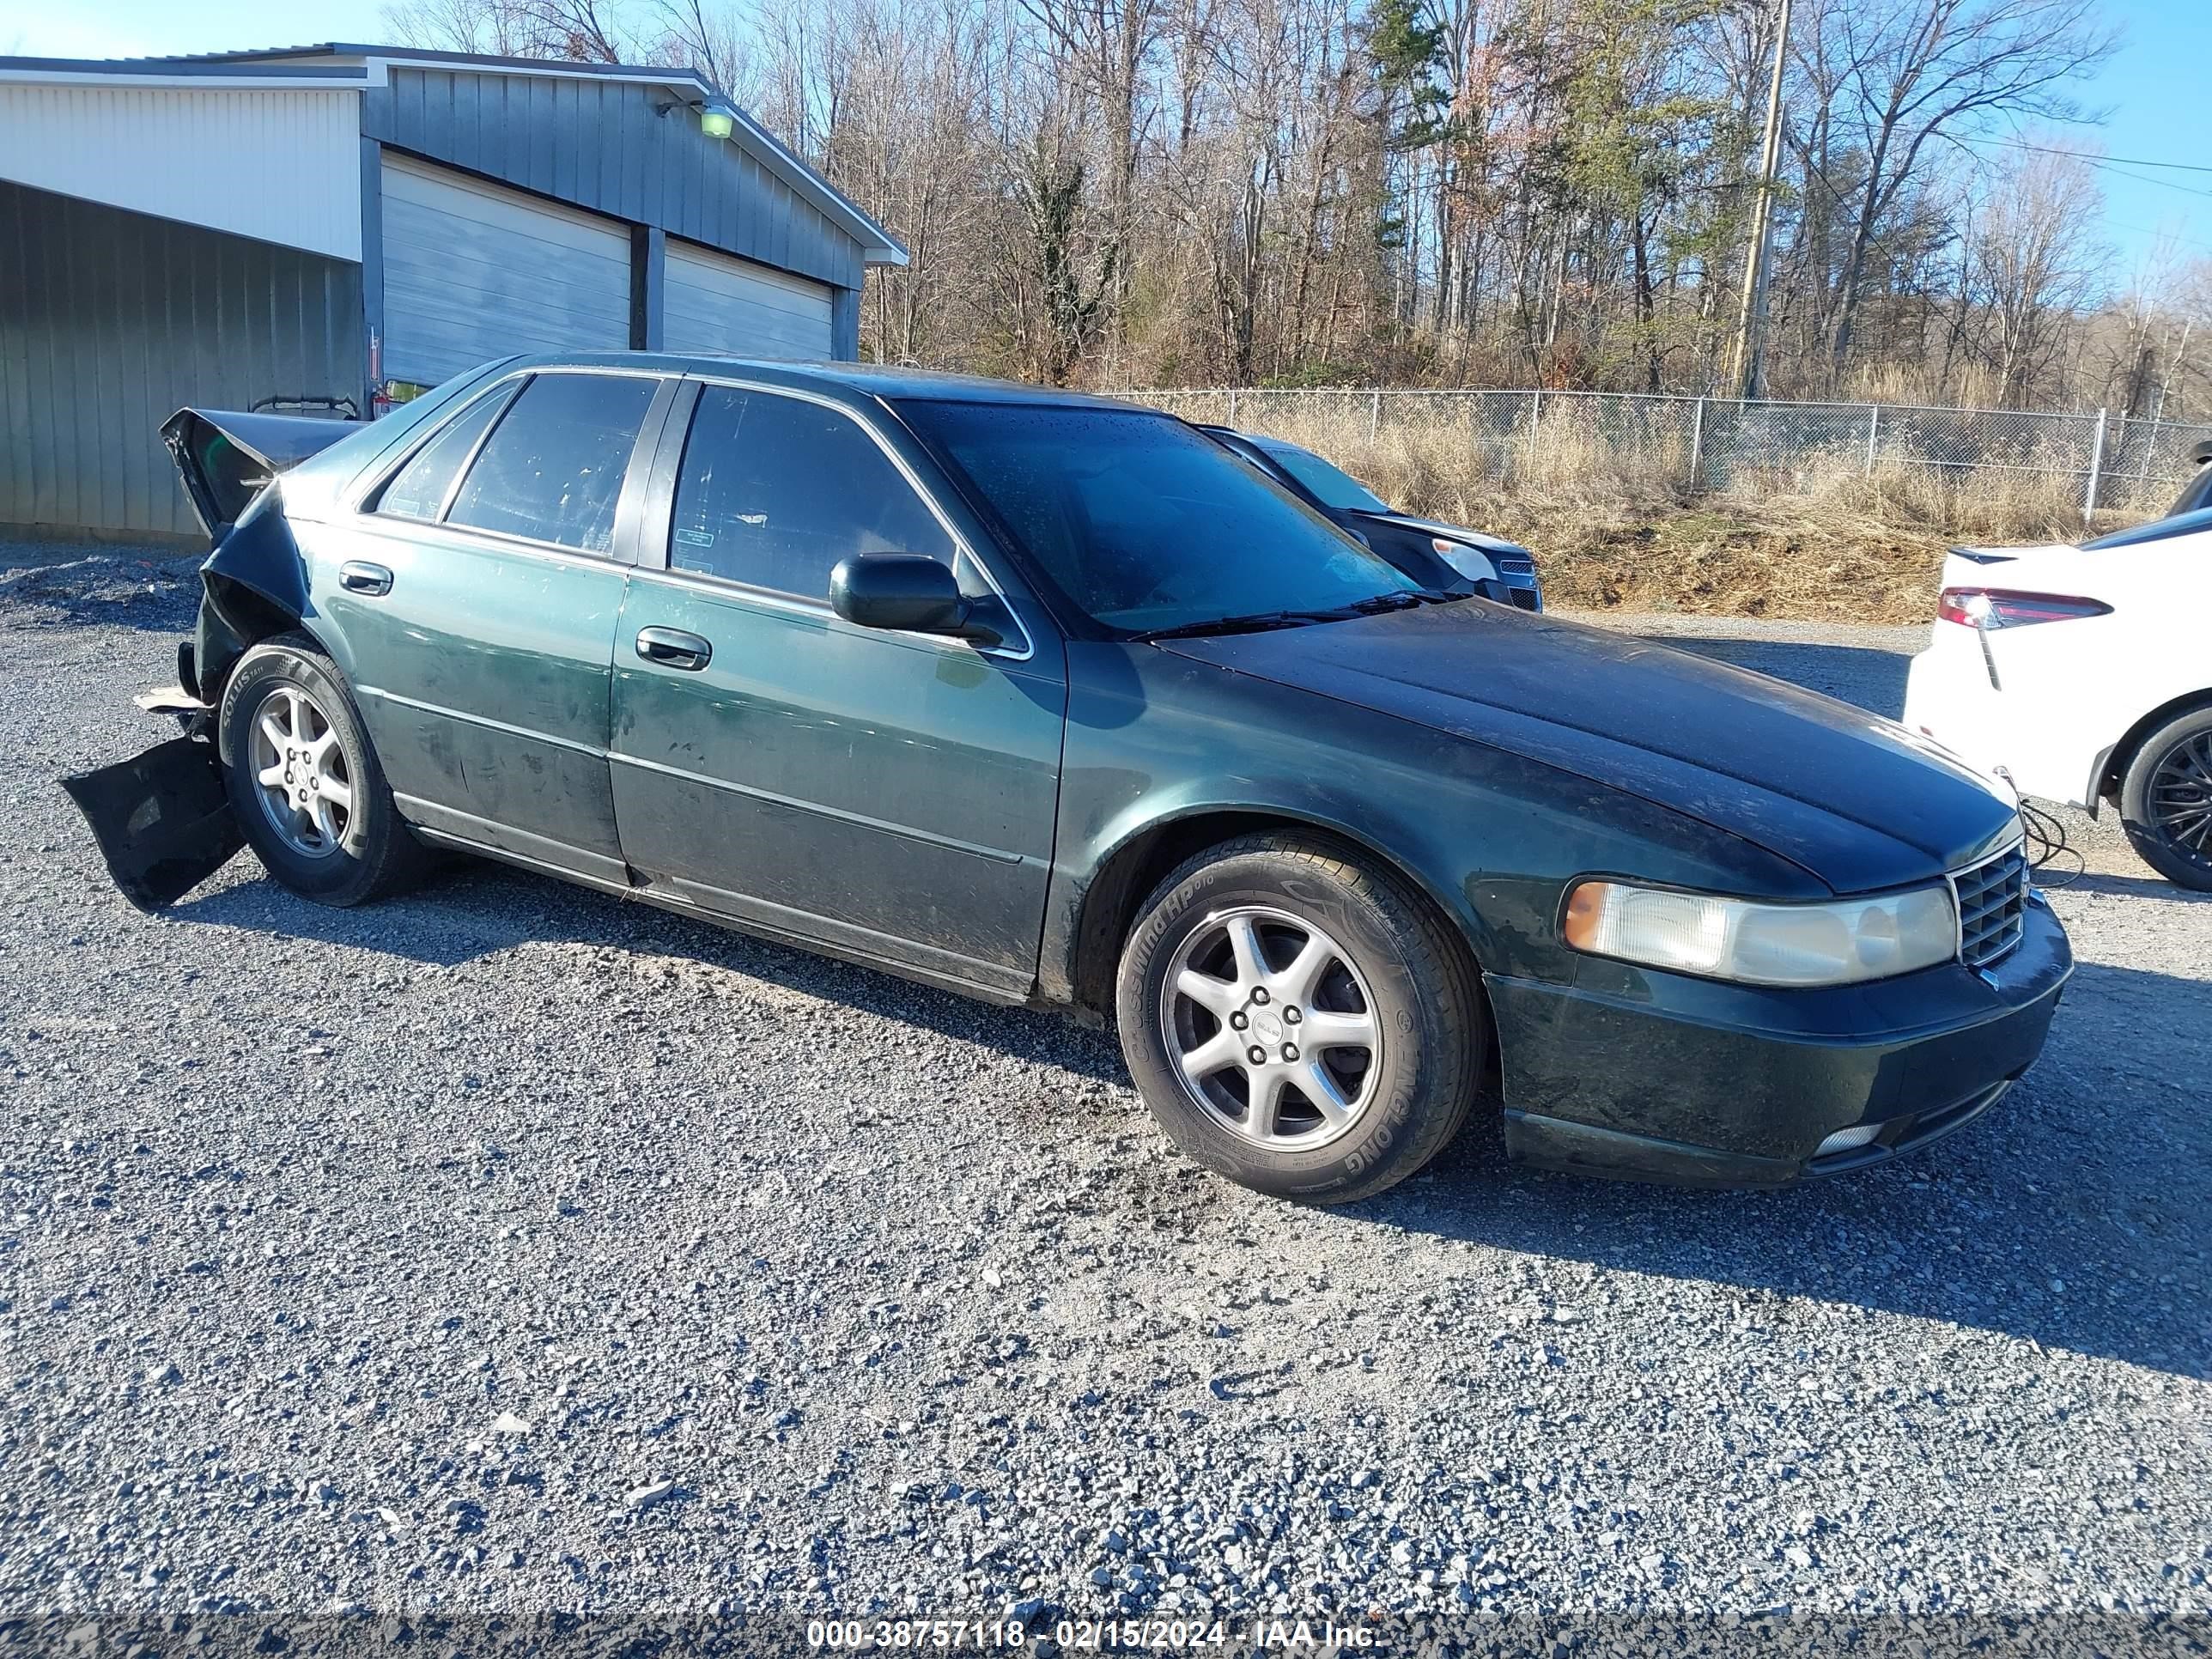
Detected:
[{"left": 1814, "top": 1122, "right": 1881, "bottom": 1157}]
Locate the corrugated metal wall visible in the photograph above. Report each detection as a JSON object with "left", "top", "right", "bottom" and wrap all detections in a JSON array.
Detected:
[
  {"left": 0, "top": 82, "right": 362, "bottom": 261},
  {"left": 363, "top": 68, "right": 866, "bottom": 295},
  {"left": 0, "top": 180, "right": 362, "bottom": 539}
]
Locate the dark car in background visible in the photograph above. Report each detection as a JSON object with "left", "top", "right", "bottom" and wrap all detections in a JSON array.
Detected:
[
  {"left": 1198, "top": 424, "right": 1544, "bottom": 611},
  {"left": 72, "top": 357, "right": 2066, "bottom": 1206},
  {"left": 2171, "top": 438, "right": 2212, "bottom": 519}
]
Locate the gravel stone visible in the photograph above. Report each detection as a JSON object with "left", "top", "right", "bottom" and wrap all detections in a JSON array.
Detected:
[{"left": 1, "top": 556, "right": 2206, "bottom": 1650}]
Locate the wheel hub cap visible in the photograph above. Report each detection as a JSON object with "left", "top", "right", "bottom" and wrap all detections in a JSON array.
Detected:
[
  {"left": 2150, "top": 732, "right": 2212, "bottom": 865},
  {"left": 247, "top": 685, "right": 354, "bottom": 860},
  {"left": 1160, "top": 905, "right": 1383, "bottom": 1151}
]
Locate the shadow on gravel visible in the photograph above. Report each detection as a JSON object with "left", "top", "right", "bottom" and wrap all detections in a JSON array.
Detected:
[
  {"left": 168, "top": 866, "right": 2207, "bottom": 1377},
  {"left": 1640, "top": 634, "right": 1913, "bottom": 719},
  {"left": 167, "top": 862, "right": 1133, "bottom": 1081},
  {"left": 1371, "top": 956, "right": 2212, "bottom": 1381},
  {"left": 2052, "top": 871, "right": 2212, "bottom": 904}
]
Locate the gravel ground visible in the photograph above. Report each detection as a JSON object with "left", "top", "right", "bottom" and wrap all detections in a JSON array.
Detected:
[{"left": 0, "top": 550, "right": 2206, "bottom": 1654}]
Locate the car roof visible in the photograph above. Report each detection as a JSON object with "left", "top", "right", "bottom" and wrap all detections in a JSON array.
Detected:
[{"left": 501, "top": 352, "right": 1152, "bottom": 410}]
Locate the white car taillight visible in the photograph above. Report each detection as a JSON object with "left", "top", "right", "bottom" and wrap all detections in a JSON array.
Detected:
[{"left": 1937, "top": 588, "right": 2112, "bottom": 629}]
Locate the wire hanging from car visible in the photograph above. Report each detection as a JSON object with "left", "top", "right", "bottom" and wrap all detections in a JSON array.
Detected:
[
  {"left": 1994, "top": 766, "right": 2081, "bottom": 887},
  {"left": 2019, "top": 798, "right": 2082, "bottom": 887}
]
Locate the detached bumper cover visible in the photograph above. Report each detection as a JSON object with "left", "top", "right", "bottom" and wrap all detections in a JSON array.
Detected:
[
  {"left": 60, "top": 737, "right": 243, "bottom": 911},
  {"left": 1489, "top": 901, "right": 2071, "bottom": 1188}
]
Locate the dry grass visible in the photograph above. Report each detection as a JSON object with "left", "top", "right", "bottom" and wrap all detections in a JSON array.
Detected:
[{"left": 1246, "top": 404, "right": 2172, "bottom": 624}]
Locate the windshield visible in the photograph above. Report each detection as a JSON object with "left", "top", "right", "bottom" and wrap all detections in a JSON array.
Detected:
[
  {"left": 902, "top": 400, "right": 1418, "bottom": 635},
  {"left": 1254, "top": 439, "right": 1390, "bottom": 513}
]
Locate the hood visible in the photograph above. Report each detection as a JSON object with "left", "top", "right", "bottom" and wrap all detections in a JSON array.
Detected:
[
  {"left": 1162, "top": 603, "right": 2020, "bottom": 892},
  {"left": 1352, "top": 509, "right": 1530, "bottom": 559},
  {"left": 161, "top": 407, "right": 361, "bottom": 542}
]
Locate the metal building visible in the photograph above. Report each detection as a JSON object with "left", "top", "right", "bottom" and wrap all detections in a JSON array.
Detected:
[{"left": 0, "top": 45, "right": 907, "bottom": 540}]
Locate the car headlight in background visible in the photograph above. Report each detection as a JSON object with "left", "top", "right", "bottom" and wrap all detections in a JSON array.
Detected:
[
  {"left": 1429, "top": 537, "right": 1497, "bottom": 584},
  {"left": 1562, "top": 879, "right": 1957, "bottom": 987}
]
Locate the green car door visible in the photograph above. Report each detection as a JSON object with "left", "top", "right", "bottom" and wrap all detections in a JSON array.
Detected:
[
  {"left": 328, "top": 369, "right": 674, "bottom": 882},
  {"left": 608, "top": 381, "right": 1066, "bottom": 999}
]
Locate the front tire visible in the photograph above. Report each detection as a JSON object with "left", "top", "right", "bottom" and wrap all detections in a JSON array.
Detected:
[
  {"left": 219, "top": 633, "right": 429, "bottom": 907},
  {"left": 1115, "top": 834, "right": 1486, "bottom": 1203},
  {"left": 2120, "top": 706, "right": 2212, "bottom": 891}
]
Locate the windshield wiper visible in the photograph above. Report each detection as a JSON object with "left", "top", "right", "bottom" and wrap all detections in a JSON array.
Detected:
[
  {"left": 1133, "top": 590, "right": 1438, "bottom": 641},
  {"left": 1132, "top": 608, "right": 1355, "bottom": 641}
]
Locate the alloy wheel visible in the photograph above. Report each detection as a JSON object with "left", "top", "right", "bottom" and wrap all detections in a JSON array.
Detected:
[
  {"left": 247, "top": 685, "right": 355, "bottom": 860},
  {"left": 2149, "top": 731, "right": 2212, "bottom": 868},
  {"left": 1160, "top": 905, "right": 1382, "bottom": 1150}
]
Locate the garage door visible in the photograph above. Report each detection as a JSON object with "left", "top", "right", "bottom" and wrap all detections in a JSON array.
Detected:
[
  {"left": 663, "top": 239, "right": 833, "bottom": 360},
  {"left": 380, "top": 154, "right": 632, "bottom": 387}
]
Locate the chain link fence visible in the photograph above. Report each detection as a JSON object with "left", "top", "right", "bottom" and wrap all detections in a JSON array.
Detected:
[{"left": 1139, "top": 387, "right": 2211, "bottom": 515}]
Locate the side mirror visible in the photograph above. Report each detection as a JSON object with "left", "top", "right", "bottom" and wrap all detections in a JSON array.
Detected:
[{"left": 830, "top": 555, "right": 1000, "bottom": 646}]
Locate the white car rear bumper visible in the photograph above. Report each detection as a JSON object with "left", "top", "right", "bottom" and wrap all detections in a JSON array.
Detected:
[{"left": 1903, "top": 632, "right": 2100, "bottom": 810}]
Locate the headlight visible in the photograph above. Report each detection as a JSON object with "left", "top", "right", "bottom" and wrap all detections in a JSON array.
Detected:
[
  {"left": 1562, "top": 879, "right": 1957, "bottom": 987},
  {"left": 1429, "top": 537, "right": 1497, "bottom": 583}
]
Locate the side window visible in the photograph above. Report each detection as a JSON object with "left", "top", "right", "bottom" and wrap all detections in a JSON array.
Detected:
[
  {"left": 374, "top": 386, "right": 515, "bottom": 521},
  {"left": 446, "top": 373, "right": 660, "bottom": 554},
  {"left": 669, "top": 386, "right": 954, "bottom": 599}
]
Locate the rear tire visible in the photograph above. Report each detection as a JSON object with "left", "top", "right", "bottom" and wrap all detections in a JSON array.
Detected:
[
  {"left": 2119, "top": 706, "right": 2212, "bottom": 892},
  {"left": 219, "top": 633, "right": 430, "bottom": 907},
  {"left": 1115, "top": 833, "right": 1486, "bottom": 1203}
]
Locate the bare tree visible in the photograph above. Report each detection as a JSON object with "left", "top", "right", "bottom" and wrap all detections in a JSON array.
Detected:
[
  {"left": 1962, "top": 146, "right": 2101, "bottom": 402},
  {"left": 1808, "top": 0, "right": 2114, "bottom": 385},
  {"left": 383, "top": 0, "right": 635, "bottom": 58},
  {"left": 372, "top": 0, "right": 2179, "bottom": 415}
]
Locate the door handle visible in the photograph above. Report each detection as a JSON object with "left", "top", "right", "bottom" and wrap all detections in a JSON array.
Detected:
[
  {"left": 635, "top": 626, "right": 713, "bottom": 671},
  {"left": 338, "top": 561, "right": 393, "bottom": 597}
]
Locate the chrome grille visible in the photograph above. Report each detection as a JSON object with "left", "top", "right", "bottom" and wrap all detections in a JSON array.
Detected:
[
  {"left": 1952, "top": 842, "right": 2029, "bottom": 969},
  {"left": 1493, "top": 554, "right": 1536, "bottom": 576}
]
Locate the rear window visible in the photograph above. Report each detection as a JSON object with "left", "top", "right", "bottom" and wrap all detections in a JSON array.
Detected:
[
  {"left": 445, "top": 374, "right": 659, "bottom": 554},
  {"left": 375, "top": 386, "right": 516, "bottom": 521},
  {"left": 2081, "top": 504, "right": 2212, "bottom": 552}
]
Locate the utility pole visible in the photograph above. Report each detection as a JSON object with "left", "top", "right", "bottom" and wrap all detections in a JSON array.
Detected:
[{"left": 1727, "top": 0, "right": 1793, "bottom": 399}]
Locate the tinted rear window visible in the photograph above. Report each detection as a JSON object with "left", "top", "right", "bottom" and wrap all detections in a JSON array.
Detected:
[
  {"left": 375, "top": 386, "right": 515, "bottom": 521},
  {"left": 2081, "top": 504, "right": 2212, "bottom": 552},
  {"left": 446, "top": 374, "right": 659, "bottom": 554}
]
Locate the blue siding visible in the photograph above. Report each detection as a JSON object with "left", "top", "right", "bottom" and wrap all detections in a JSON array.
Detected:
[{"left": 362, "top": 68, "right": 866, "bottom": 294}]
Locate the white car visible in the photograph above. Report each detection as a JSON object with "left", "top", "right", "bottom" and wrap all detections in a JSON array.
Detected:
[{"left": 1903, "top": 492, "right": 2212, "bottom": 890}]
